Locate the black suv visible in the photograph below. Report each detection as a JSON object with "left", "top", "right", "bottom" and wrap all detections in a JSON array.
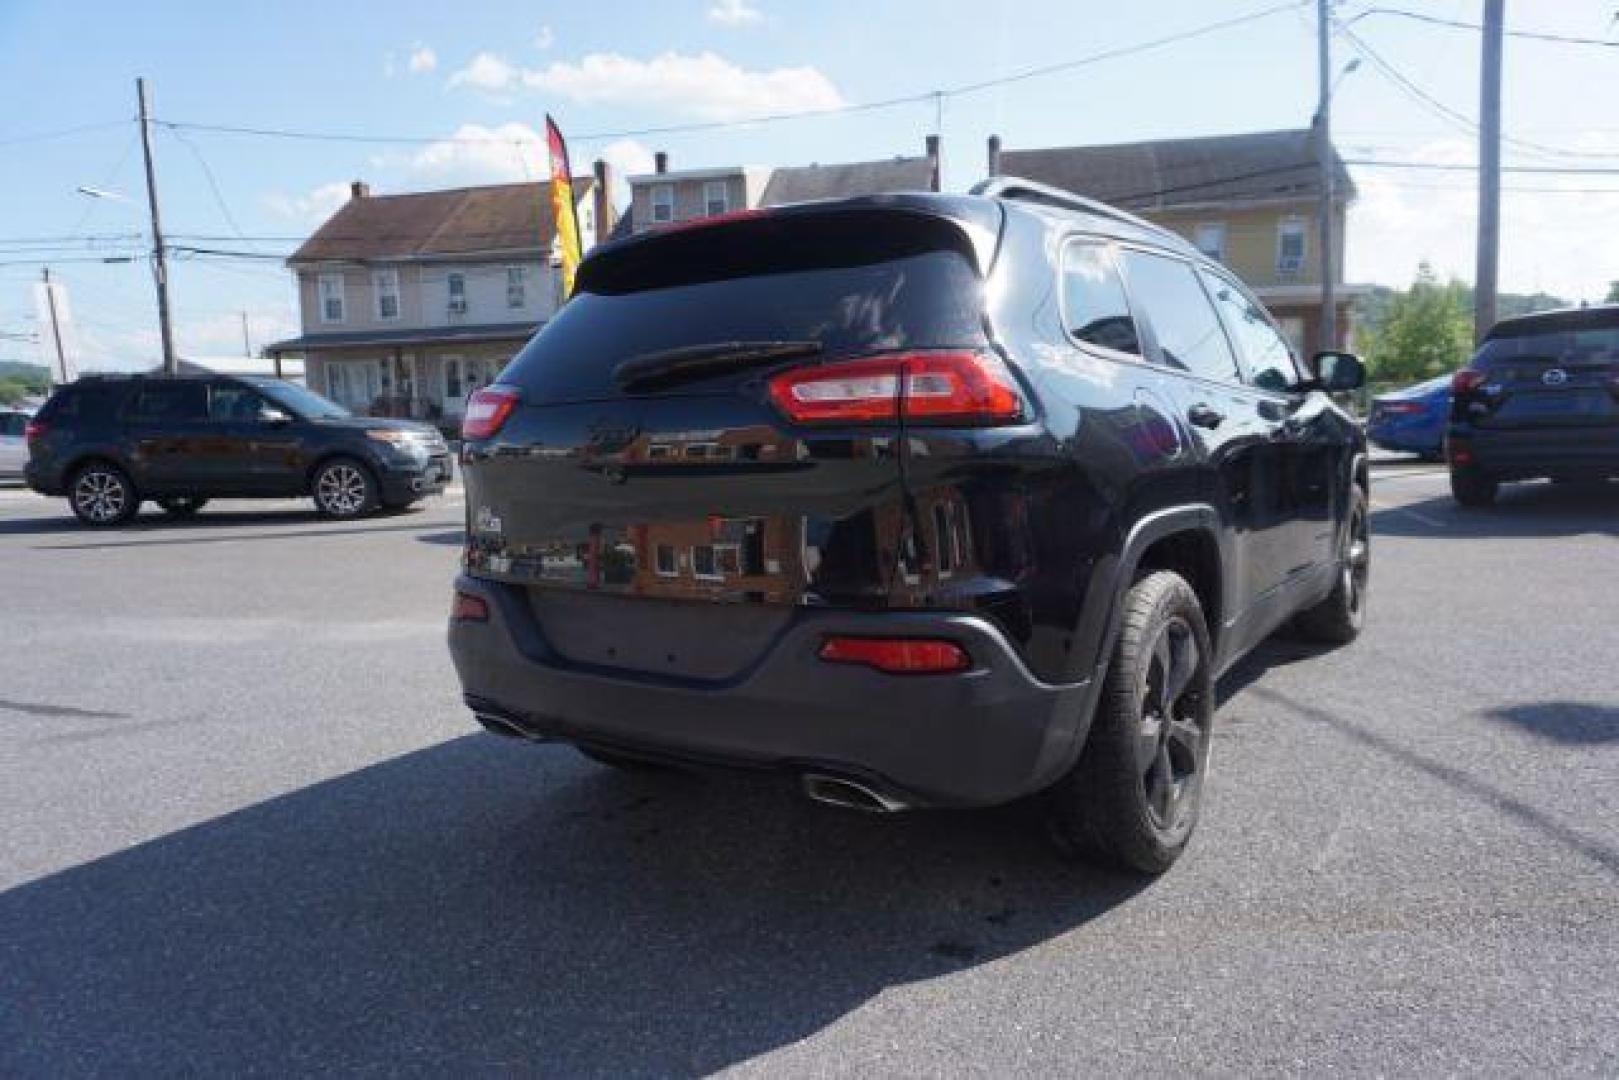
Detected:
[
  {"left": 447, "top": 180, "right": 1368, "bottom": 872},
  {"left": 26, "top": 374, "right": 450, "bottom": 525},
  {"left": 1447, "top": 304, "right": 1619, "bottom": 506}
]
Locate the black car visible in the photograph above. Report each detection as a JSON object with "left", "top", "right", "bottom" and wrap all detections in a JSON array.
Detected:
[
  {"left": 447, "top": 179, "right": 1368, "bottom": 873},
  {"left": 25, "top": 374, "right": 451, "bottom": 525},
  {"left": 1447, "top": 304, "right": 1619, "bottom": 506}
]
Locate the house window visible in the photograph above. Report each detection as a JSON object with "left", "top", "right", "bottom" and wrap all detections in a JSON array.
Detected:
[
  {"left": 447, "top": 272, "right": 467, "bottom": 314},
  {"left": 692, "top": 543, "right": 739, "bottom": 581},
  {"left": 506, "top": 266, "right": 526, "bottom": 308},
  {"left": 372, "top": 268, "right": 400, "bottom": 320},
  {"left": 654, "top": 543, "right": 678, "bottom": 577},
  {"left": 318, "top": 273, "right": 345, "bottom": 324},
  {"left": 1277, "top": 218, "right": 1307, "bottom": 275},
  {"left": 444, "top": 357, "right": 463, "bottom": 400},
  {"left": 651, "top": 184, "right": 674, "bottom": 224},
  {"left": 1193, "top": 223, "right": 1227, "bottom": 263},
  {"left": 703, "top": 180, "right": 729, "bottom": 217}
]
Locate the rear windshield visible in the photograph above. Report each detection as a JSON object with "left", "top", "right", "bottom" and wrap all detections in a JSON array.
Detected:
[
  {"left": 502, "top": 211, "right": 986, "bottom": 402},
  {"left": 1475, "top": 319, "right": 1619, "bottom": 368}
]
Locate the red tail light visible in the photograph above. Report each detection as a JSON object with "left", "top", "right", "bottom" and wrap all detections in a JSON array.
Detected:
[
  {"left": 1451, "top": 369, "right": 1486, "bottom": 395},
  {"left": 451, "top": 591, "right": 489, "bottom": 622},
  {"left": 461, "top": 385, "right": 521, "bottom": 441},
  {"left": 23, "top": 418, "right": 47, "bottom": 441},
  {"left": 767, "top": 350, "right": 1022, "bottom": 426},
  {"left": 818, "top": 636, "right": 971, "bottom": 674}
]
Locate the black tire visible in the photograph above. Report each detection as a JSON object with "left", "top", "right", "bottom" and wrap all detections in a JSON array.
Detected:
[
  {"left": 1044, "top": 570, "right": 1215, "bottom": 875},
  {"left": 1294, "top": 486, "right": 1369, "bottom": 646},
  {"left": 68, "top": 461, "right": 140, "bottom": 527},
  {"left": 156, "top": 495, "right": 209, "bottom": 518},
  {"left": 577, "top": 745, "right": 668, "bottom": 772},
  {"left": 311, "top": 457, "right": 379, "bottom": 519},
  {"left": 1450, "top": 466, "right": 1498, "bottom": 507}
]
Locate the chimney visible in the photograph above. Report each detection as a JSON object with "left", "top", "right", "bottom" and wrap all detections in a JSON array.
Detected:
[
  {"left": 350, "top": 180, "right": 370, "bottom": 200},
  {"left": 987, "top": 135, "right": 1002, "bottom": 178},
  {"left": 925, "top": 135, "right": 940, "bottom": 192},
  {"left": 592, "top": 159, "right": 615, "bottom": 242},
  {"left": 654, "top": 151, "right": 669, "bottom": 174}
]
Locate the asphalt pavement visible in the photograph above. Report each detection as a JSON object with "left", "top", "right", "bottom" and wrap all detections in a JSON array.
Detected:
[{"left": 0, "top": 468, "right": 1615, "bottom": 1076}]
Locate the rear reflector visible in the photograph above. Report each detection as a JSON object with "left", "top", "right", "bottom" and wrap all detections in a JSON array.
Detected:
[
  {"left": 768, "top": 350, "right": 1022, "bottom": 426},
  {"left": 461, "top": 385, "right": 521, "bottom": 441},
  {"left": 451, "top": 591, "right": 490, "bottom": 622},
  {"left": 1451, "top": 369, "right": 1486, "bottom": 395},
  {"left": 1377, "top": 401, "right": 1425, "bottom": 415},
  {"left": 818, "top": 636, "right": 971, "bottom": 674}
]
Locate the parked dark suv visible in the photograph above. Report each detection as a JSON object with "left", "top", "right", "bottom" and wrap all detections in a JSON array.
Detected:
[
  {"left": 26, "top": 374, "right": 450, "bottom": 525},
  {"left": 1447, "top": 304, "right": 1619, "bottom": 506},
  {"left": 447, "top": 180, "right": 1368, "bottom": 872}
]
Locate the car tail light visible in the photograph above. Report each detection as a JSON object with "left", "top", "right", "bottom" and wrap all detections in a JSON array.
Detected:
[
  {"left": 461, "top": 385, "right": 521, "bottom": 441},
  {"left": 818, "top": 636, "right": 971, "bottom": 674},
  {"left": 1451, "top": 369, "right": 1486, "bottom": 395},
  {"left": 451, "top": 591, "right": 490, "bottom": 622},
  {"left": 767, "top": 350, "right": 1022, "bottom": 426},
  {"left": 23, "top": 418, "right": 47, "bottom": 441}
]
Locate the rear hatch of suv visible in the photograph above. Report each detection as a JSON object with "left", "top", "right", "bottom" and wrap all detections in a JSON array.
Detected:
[
  {"left": 460, "top": 200, "right": 1007, "bottom": 682},
  {"left": 1457, "top": 309, "right": 1619, "bottom": 431}
]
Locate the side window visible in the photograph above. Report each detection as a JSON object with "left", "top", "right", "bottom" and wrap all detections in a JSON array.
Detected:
[
  {"left": 127, "top": 382, "right": 208, "bottom": 422},
  {"left": 1118, "top": 250, "right": 1241, "bottom": 384},
  {"left": 1200, "top": 270, "right": 1301, "bottom": 393},
  {"left": 209, "top": 383, "right": 269, "bottom": 422},
  {"left": 1060, "top": 241, "right": 1141, "bottom": 356}
]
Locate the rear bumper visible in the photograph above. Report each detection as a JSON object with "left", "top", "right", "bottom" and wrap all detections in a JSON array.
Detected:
[
  {"left": 447, "top": 575, "right": 1097, "bottom": 807},
  {"left": 1450, "top": 426, "right": 1619, "bottom": 480},
  {"left": 23, "top": 459, "right": 63, "bottom": 496},
  {"left": 1367, "top": 419, "right": 1442, "bottom": 455}
]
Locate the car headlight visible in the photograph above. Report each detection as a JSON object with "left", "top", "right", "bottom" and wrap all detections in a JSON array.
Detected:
[{"left": 366, "top": 429, "right": 420, "bottom": 445}]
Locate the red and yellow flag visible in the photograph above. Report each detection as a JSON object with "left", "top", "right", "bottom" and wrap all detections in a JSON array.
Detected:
[{"left": 545, "top": 114, "right": 583, "bottom": 298}]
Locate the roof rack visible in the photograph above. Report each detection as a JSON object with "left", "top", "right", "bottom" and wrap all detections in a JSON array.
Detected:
[{"left": 970, "top": 176, "right": 1191, "bottom": 250}]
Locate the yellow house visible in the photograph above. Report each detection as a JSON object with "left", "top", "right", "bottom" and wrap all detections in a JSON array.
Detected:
[{"left": 999, "top": 129, "right": 1368, "bottom": 356}]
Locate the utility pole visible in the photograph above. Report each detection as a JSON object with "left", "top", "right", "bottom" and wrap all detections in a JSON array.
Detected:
[
  {"left": 136, "top": 77, "right": 178, "bottom": 376},
  {"left": 1316, "top": 0, "right": 1337, "bottom": 355},
  {"left": 240, "top": 311, "right": 252, "bottom": 357},
  {"left": 1475, "top": 0, "right": 1504, "bottom": 342},
  {"left": 41, "top": 268, "right": 68, "bottom": 384}
]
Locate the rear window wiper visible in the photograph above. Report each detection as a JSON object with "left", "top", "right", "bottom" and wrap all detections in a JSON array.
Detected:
[{"left": 613, "top": 341, "right": 822, "bottom": 391}]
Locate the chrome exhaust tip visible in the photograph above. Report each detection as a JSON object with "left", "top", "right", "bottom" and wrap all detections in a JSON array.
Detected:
[{"left": 801, "top": 773, "right": 911, "bottom": 814}]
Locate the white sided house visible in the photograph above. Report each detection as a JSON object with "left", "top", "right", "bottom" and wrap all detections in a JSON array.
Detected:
[{"left": 269, "top": 178, "right": 599, "bottom": 431}]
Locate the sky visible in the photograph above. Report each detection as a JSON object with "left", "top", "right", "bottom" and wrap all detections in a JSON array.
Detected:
[{"left": 1, "top": 0, "right": 1616, "bottom": 371}]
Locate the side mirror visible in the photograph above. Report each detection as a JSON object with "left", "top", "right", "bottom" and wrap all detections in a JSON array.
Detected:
[
  {"left": 259, "top": 407, "right": 292, "bottom": 425},
  {"left": 1311, "top": 350, "right": 1365, "bottom": 392}
]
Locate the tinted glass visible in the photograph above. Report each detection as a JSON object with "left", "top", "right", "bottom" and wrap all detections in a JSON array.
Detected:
[
  {"left": 1061, "top": 241, "right": 1140, "bottom": 355},
  {"left": 1120, "top": 250, "right": 1241, "bottom": 384},
  {"left": 209, "top": 383, "right": 269, "bottom": 422},
  {"left": 127, "top": 381, "right": 207, "bottom": 422},
  {"left": 508, "top": 212, "right": 986, "bottom": 402},
  {"left": 1200, "top": 269, "right": 1300, "bottom": 392},
  {"left": 249, "top": 379, "right": 350, "bottom": 419},
  {"left": 1474, "top": 323, "right": 1619, "bottom": 369},
  {"left": 0, "top": 414, "right": 24, "bottom": 436}
]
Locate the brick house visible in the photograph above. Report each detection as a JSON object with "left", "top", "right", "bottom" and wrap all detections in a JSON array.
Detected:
[
  {"left": 996, "top": 129, "right": 1368, "bottom": 354},
  {"left": 267, "top": 177, "right": 601, "bottom": 430}
]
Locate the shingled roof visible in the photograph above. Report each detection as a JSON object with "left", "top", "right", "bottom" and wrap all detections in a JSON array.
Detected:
[
  {"left": 759, "top": 156, "right": 934, "bottom": 206},
  {"left": 290, "top": 178, "right": 593, "bottom": 263},
  {"left": 999, "top": 129, "right": 1354, "bottom": 212}
]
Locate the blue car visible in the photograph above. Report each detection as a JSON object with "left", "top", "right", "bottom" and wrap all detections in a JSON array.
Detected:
[{"left": 1366, "top": 374, "right": 1451, "bottom": 459}]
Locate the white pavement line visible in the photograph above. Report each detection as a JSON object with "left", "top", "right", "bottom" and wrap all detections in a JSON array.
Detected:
[
  {"left": 1369, "top": 468, "right": 1449, "bottom": 483},
  {"left": 1370, "top": 497, "right": 1447, "bottom": 529}
]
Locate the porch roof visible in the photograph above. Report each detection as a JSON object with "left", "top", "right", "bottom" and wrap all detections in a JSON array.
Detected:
[{"left": 266, "top": 321, "right": 541, "bottom": 354}]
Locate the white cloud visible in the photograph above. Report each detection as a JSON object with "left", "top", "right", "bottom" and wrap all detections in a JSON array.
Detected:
[
  {"left": 518, "top": 51, "right": 842, "bottom": 120},
  {"left": 597, "top": 139, "right": 657, "bottom": 204},
  {"left": 407, "top": 46, "right": 437, "bottom": 74},
  {"left": 263, "top": 181, "right": 353, "bottom": 224},
  {"left": 448, "top": 51, "right": 519, "bottom": 93},
  {"left": 534, "top": 24, "right": 555, "bottom": 50},
  {"left": 707, "top": 0, "right": 763, "bottom": 26},
  {"left": 409, "top": 123, "right": 548, "bottom": 183}
]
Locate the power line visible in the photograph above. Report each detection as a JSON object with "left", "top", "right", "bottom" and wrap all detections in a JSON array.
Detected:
[
  {"left": 1343, "top": 7, "right": 1619, "bottom": 48},
  {"left": 154, "top": 2, "right": 1307, "bottom": 147},
  {"left": 164, "top": 126, "right": 260, "bottom": 251},
  {"left": 1345, "top": 159, "right": 1619, "bottom": 175}
]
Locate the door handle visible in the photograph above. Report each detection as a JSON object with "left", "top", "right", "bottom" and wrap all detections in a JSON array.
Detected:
[{"left": 1186, "top": 403, "right": 1225, "bottom": 429}]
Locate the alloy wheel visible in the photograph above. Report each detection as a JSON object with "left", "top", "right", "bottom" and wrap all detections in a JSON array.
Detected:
[
  {"left": 73, "top": 469, "right": 129, "bottom": 524},
  {"left": 1135, "top": 615, "right": 1209, "bottom": 833},
  {"left": 1343, "top": 503, "right": 1370, "bottom": 616},
  {"left": 317, "top": 464, "right": 369, "bottom": 516}
]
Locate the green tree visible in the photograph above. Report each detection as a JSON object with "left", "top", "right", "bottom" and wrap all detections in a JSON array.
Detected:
[
  {"left": 1362, "top": 263, "right": 1473, "bottom": 384},
  {"left": 1605, "top": 280, "right": 1619, "bottom": 304}
]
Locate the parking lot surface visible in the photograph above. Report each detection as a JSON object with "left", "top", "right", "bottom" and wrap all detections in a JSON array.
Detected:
[{"left": 1, "top": 469, "right": 1616, "bottom": 1075}]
